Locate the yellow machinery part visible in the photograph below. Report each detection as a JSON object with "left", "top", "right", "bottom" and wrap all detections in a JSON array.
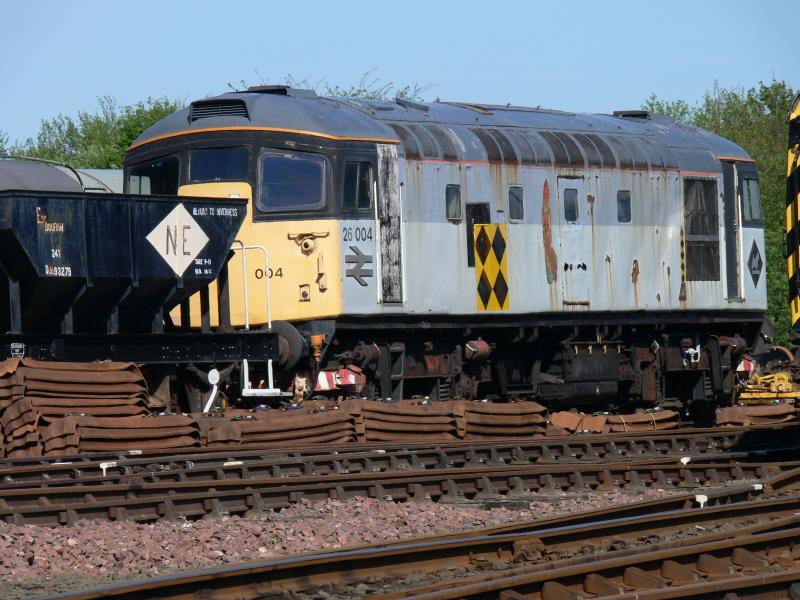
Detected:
[{"left": 739, "top": 371, "right": 800, "bottom": 404}]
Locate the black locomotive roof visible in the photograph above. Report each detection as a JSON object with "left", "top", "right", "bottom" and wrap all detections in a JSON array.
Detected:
[{"left": 130, "top": 87, "right": 752, "bottom": 172}]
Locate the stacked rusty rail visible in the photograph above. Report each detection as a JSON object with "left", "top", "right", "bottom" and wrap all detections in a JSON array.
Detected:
[
  {"left": 1, "top": 423, "right": 796, "bottom": 479},
  {"left": 0, "top": 359, "right": 152, "bottom": 457},
  {"left": 48, "top": 466, "right": 800, "bottom": 600}
]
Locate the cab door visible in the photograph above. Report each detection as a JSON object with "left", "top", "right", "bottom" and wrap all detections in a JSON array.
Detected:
[
  {"left": 557, "top": 176, "right": 590, "bottom": 307},
  {"left": 721, "top": 160, "right": 742, "bottom": 301}
]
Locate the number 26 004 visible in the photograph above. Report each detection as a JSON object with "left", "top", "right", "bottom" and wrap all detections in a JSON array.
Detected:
[{"left": 342, "top": 226, "right": 373, "bottom": 242}]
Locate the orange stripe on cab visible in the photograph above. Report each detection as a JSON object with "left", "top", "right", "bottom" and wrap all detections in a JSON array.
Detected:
[{"left": 129, "top": 126, "right": 400, "bottom": 151}]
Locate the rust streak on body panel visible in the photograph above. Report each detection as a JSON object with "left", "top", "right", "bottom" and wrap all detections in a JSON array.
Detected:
[{"left": 541, "top": 180, "right": 558, "bottom": 285}]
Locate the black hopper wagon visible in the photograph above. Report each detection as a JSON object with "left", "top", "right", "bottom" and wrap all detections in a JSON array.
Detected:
[{"left": 0, "top": 157, "right": 281, "bottom": 411}]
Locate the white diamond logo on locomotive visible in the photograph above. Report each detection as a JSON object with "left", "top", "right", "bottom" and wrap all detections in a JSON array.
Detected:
[
  {"left": 146, "top": 204, "right": 210, "bottom": 277},
  {"left": 748, "top": 240, "right": 763, "bottom": 287}
]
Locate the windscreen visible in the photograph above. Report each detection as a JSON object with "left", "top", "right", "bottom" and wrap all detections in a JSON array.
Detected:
[
  {"left": 257, "top": 152, "right": 327, "bottom": 212},
  {"left": 190, "top": 147, "right": 249, "bottom": 182}
]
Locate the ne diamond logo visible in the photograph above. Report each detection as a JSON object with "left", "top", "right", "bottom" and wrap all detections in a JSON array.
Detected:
[
  {"left": 748, "top": 240, "right": 763, "bottom": 287},
  {"left": 146, "top": 204, "right": 209, "bottom": 277}
]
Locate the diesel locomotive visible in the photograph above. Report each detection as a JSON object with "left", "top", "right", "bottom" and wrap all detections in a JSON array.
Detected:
[{"left": 124, "top": 86, "right": 770, "bottom": 415}]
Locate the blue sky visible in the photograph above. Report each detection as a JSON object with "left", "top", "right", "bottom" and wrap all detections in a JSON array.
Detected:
[{"left": 0, "top": 0, "right": 794, "bottom": 143}]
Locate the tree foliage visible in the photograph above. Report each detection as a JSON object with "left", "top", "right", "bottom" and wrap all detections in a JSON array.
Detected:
[
  {"left": 644, "top": 80, "right": 797, "bottom": 341},
  {"left": 11, "top": 96, "right": 183, "bottom": 168}
]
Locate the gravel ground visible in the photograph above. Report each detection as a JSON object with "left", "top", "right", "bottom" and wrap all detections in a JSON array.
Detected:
[{"left": 0, "top": 490, "right": 676, "bottom": 599}]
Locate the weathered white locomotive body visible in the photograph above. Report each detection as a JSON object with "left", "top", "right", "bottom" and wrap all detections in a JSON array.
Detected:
[{"left": 125, "top": 88, "right": 767, "bottom": 412}]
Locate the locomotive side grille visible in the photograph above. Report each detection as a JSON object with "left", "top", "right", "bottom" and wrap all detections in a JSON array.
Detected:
[
  {"left": 486, "top": 129, "right": 519, "bottom": 163},
  {"left": 426, "top": 125, "right": 459, "bottom": 160},
  {"left": 505, "top": 130, "right": 537, "bottom": 164},
  {"left": 573, "top": 133, "right": 604, "bottom": 167},
  {"left": 189, "top": 100, "right": 249, "bottom": 122},
  {"left": 584, "top": 133, "right": 618, "bottom": 168},
  {"left": 388, "top": 123, "right": 420, "bottom": 158},
  {"left": 407, "top": 124, "right": 440, "bottom": 158},
  {"left": 553, "top": 132, "right": 586, "bottom": 167},
  {"left": 469, "top": 127, "right": 503, "bottom": 162}
]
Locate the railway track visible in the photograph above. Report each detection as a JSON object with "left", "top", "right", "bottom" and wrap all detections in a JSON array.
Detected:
[
  {"left": 389, "top": 526, "right": 800, "bottom": 599},
  {"left": 6, "top": 426, "right": 800, "bottom": 597},
  {"left": 1, "top": 424, "right": 796, "bottom": 488},
  {"left": 0, "top": 455, "right": 791, "bottom": 526},
  {"left": 46, "top": 469, "right": 800, "bottom": 600}
]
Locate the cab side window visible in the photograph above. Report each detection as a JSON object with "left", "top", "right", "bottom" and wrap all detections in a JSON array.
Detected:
[
  {"left": 563, "top": 188, "right": 579, "bottom": 222},
  {"left": 509, "top": 185, "right": 524, "bottom": 221},
  {"left": 343, "top": 161, "right": 373, "bottom": 209},
  {"left": 741, "top": 178, "right": 762, "bottom": 224},
  {"left": 446, "top": 184, "right": 462, "bottom": 221},
  {"left": 617, "top": 190, "right": 632, "bottom": 223}
]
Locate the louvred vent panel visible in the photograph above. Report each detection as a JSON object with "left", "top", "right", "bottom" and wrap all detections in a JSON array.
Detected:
[{"left": 189, "top": 100, "right": 249, "bottom": 122}]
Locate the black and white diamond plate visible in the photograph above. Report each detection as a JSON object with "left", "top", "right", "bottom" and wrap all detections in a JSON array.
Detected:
[{"left": 748, "top": 240, "right": 763, "bottom": 287}]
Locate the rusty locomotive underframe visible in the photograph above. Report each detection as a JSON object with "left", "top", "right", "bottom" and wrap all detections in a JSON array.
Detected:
[{"left": 295, "top": 311, "right": 767, "bottom": 414}]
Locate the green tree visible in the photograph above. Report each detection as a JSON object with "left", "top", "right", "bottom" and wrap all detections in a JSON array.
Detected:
[
  {"left": 641, "top": 93, "right": 694, "bottom": 123},
  {"left": 15, "top": 96, "right": 183, "bottom": 168},
  {"left": 0, "top": 130, "right": 8, "bottom": 154},
  {"left": 644, "top": 80, "right": 797, "bottom": 342}
]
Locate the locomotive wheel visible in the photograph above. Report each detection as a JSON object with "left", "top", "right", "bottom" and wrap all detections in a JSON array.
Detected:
[{"left": 270, "top": 320, "right": 307, "bottom": 371}]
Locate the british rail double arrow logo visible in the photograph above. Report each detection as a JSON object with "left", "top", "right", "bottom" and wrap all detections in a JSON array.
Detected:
[{"left": 345, "top": 246, "right": 373, "bottom": 286}]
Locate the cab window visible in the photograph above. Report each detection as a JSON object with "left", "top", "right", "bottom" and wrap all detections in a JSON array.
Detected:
[
  {"left": 343, "top": 161, "right": 372, "bottom": 209},
  {"left": 190, "top": 147, "right": 249, "bottom": 182},
  {"left": 741, "top": 178, "right": 762, "bottom": 224},
  {"left": 257, "top": 152, "right": 327, "bottom": 212},
  {"left": 127, "top": 156, "right": 180, "bottom": 195}
]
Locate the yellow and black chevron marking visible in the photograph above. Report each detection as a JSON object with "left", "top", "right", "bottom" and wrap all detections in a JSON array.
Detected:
[
  {"left": 474, "top": 224, "right": 509, "bottom": 311},
  {"left": 787, "top": 93, "right": 800, "bottom": 328},
  {"left": 679, "top": 228, "right": 686, "bottom": 282}
]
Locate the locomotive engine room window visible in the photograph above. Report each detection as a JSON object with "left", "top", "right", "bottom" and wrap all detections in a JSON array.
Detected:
[
  {"left": 563, "top": 187, "right": 579, "bottom": 222},
  {"left": 684, "top": 178, "right": 720, "bottom": 281},
  {"left": 127, "top": 156, "right": 179, "bottom": 195},
  {"left": 343, "top": 161, "right": 372, "bottom": 209},
  {"left": 445, "top": 184, "right": 462, "bottom": 221},
  {"left": 741, "top": 178, "right": 762, "bottom": 224},
  {"left": 189, "top": 147, "right": 249, "bottom": 182},
  {"left": 257, "top": 152, "right": 327, "bottom": 212},
  {"left": 617, "top": 190, "right": 632, "bottom": 223},
  {"left": 509, "top": 185, "right": 524, "bottom": 221}
]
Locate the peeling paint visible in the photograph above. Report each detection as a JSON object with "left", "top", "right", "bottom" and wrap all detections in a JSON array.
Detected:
[
  {"left": 377, "top": 144, "right": 403, "bottom": 303},
  {"left": 541, "top": 180, "right": 558, "bottom": 284}
]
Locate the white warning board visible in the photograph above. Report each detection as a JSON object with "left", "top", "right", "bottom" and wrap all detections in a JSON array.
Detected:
[{"left": 146, "top": 204, "right": 209, "bottom": 277}]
